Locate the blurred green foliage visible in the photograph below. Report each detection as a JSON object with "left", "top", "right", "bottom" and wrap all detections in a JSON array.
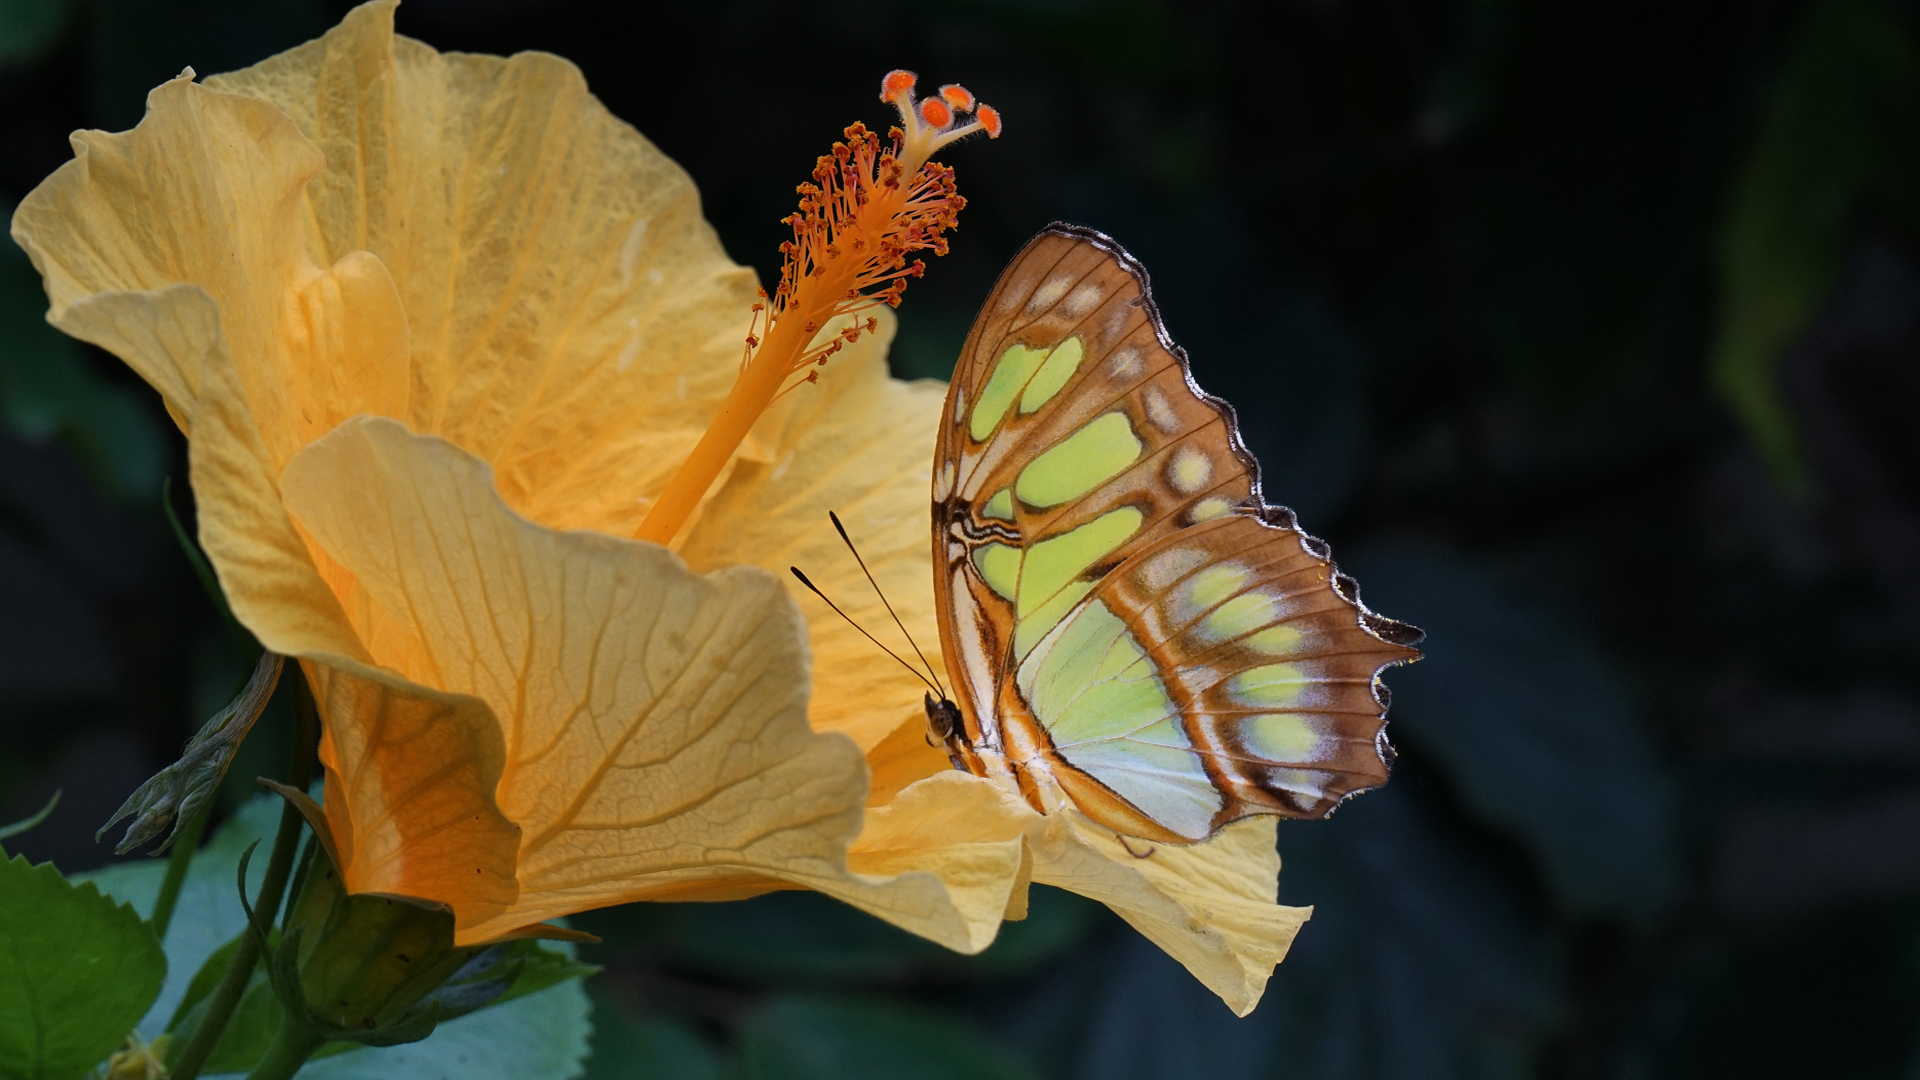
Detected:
[
  {"left": 0, "top": 0, "right": 1916, "bottom": 1077},
  {"left": 1712, "top": 0, "right": 1919, "bottom": 488},
  {"left": 0, "top": 0, "right": 70, "bottom": 67},
  {"left": 0, "top": 216, "right": 164, "bottom": 504}
]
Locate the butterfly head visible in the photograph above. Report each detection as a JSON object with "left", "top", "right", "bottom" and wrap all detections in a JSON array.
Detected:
[
  {"left": 923, "top": 692, "right": 977, "bottom": 774},
  {"left": 923, "top": 692, "right": 963, "bottom": 741}
]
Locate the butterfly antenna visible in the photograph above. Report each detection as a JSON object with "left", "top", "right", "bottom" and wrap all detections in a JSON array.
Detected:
[
  {"left": 827, "top": 511, "right": 947, "bottom": 698},
  {"left": 789, "top": 566, "right": 944, "bottom": 699}
]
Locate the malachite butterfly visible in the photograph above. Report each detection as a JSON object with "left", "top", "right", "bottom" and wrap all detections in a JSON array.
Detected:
[{"left": 926, "top": 224, "right": 1423, "bottom": 845}]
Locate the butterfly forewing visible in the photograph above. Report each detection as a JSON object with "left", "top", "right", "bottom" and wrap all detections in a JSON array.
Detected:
[{"left": 933, "top": 224, "right": 1419, "bottom": 842}]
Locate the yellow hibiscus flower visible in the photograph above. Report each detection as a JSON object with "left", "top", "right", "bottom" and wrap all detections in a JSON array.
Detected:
[{"left": 15, "top": 0, "right": 1304, "bottom": 1015}]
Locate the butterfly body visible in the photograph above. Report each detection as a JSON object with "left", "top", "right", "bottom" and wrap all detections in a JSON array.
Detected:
[{"left": 929, "top": 224, "right": 1422, "bottom": 845}]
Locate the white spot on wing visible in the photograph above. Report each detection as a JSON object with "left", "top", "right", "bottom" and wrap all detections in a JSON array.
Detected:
[
  {"left": 1137, "top": 546, "right": 1208, "bottom": 591},
  {"left": 1144, "top": 386, "right": 1180, "bottom": 433},
  {"left": 1062, "top": 282, "right": 1104, "bottom": 316},
  {"left": 934, "top": 461, "right": 956, "bottom": 501},
  {"left": 1027, "top": 276, "right": 1071, "bottom": 313},
  {"left": 1110, "top": 346, "right": 1143, "bottom": 380},
  {"left": 1190, "top": 496, "right": 1233, "bottom": 522},
  {"left": 1167, "top": 446, "right": 1211, "bottom": 493},
  {"left": 997, "top": 276, "right": 1032, "bottom": 314}
]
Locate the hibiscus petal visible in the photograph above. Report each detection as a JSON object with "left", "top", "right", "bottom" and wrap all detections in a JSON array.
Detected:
[
  {"left": 206, "top": 0, "right": 759, "bottom": 538},
  {"left": 679, "top": 314, "right": 954, "bottom": 753},
  {"left": 1028, "top": 814, "right": 1311, "bottom": 1017},
  {"left": 307, "top": 657, "right": 521, "bottom": 933},
  {"left": 278, "top": 417, "right": 1015, "bottom": 949},
  {"left": 9, "top": 67, "right": 414, "bottom": 664},
  {"left": 833, "top": 772, "right": 1033, "bottom": 949},
  {"left": 9, "top": 72, "right": 410, "bottom": 471},
  {"left": 865, "top": 713, "right": 957, "bottom": 808}
]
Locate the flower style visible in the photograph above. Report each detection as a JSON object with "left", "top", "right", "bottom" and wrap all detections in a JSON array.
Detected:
[{"left": 15, "top": 0, "right": 1305, "bottom": 1015}]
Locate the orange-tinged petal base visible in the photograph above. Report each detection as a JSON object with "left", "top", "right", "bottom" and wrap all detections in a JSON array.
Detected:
[{"left": 308, "top": 659, "right": 520, "bottom": 935}]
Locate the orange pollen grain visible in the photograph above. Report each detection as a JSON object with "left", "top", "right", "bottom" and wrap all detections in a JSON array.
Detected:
[{"left": 633, "top": 98, "right": 983, "bottom": 547}]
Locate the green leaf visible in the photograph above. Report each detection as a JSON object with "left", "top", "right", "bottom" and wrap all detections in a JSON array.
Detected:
[
  {"left": 1348, "top": 542, "right": 1677, "bottom": 915},
  {"left": 1711, "top": 0, "right": 1919, "bottom": 486},
  {"left": 738, "top": 996, "right": 1039, "bottom": 1080},
  {"left": 80, "top": 792, "right": 279, "bottom": 1036},
  {"left": 0, "top": 854, "right": 166, "bottom": 1080}
]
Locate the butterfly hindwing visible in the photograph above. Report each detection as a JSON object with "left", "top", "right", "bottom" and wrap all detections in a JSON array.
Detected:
[
  {"left": 932, "top": 224, "right": 1419, "bottom": 842},
  {"left": 1019, "top": 512, "right": 1422, "bottom": 840}
]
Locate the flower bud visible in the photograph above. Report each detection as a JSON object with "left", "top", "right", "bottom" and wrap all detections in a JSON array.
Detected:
[
  {"left": 98, "top": 652, "right": 284, "bottom": 854},
  {"left": 252, "top": 830, "right": 498, "bottom": 1048}
]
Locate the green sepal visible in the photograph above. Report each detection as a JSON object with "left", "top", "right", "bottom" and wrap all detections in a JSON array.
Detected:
[
  {"left": 421, "top": 939, "right": 600, "bottom": 1023},
  {"left": 263, "top": 840, "right": 480, "bottom": 1049},
  {"left": 477, "top": 941, "right": 600, "bottom": 1010},
  {"left": 0, "top": 853, "right": 166, "bottom": 1080}
]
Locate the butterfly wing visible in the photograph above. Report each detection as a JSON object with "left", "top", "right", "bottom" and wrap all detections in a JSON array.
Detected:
[{"left": 932, "top": 224, "right": 1419, "bottom": 842}]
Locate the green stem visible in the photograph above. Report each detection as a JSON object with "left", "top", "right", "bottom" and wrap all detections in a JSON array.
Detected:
[
  {"left": 243, "top": 1013, "right": 324, "bottom": 1080},
  {"left": 162, "top": 476, "right": 257, "bottom": 662},
  {"left": 148, "top": 797, "right": 212, "bottom": 941},
  {"left": 170, "top": 673, "right": 318, "bottom": 1080}
]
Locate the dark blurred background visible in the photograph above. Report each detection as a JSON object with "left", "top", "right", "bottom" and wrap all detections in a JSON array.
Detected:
[{"left": 2, "top": 0, "right": 1918, "bottom": 1076}]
